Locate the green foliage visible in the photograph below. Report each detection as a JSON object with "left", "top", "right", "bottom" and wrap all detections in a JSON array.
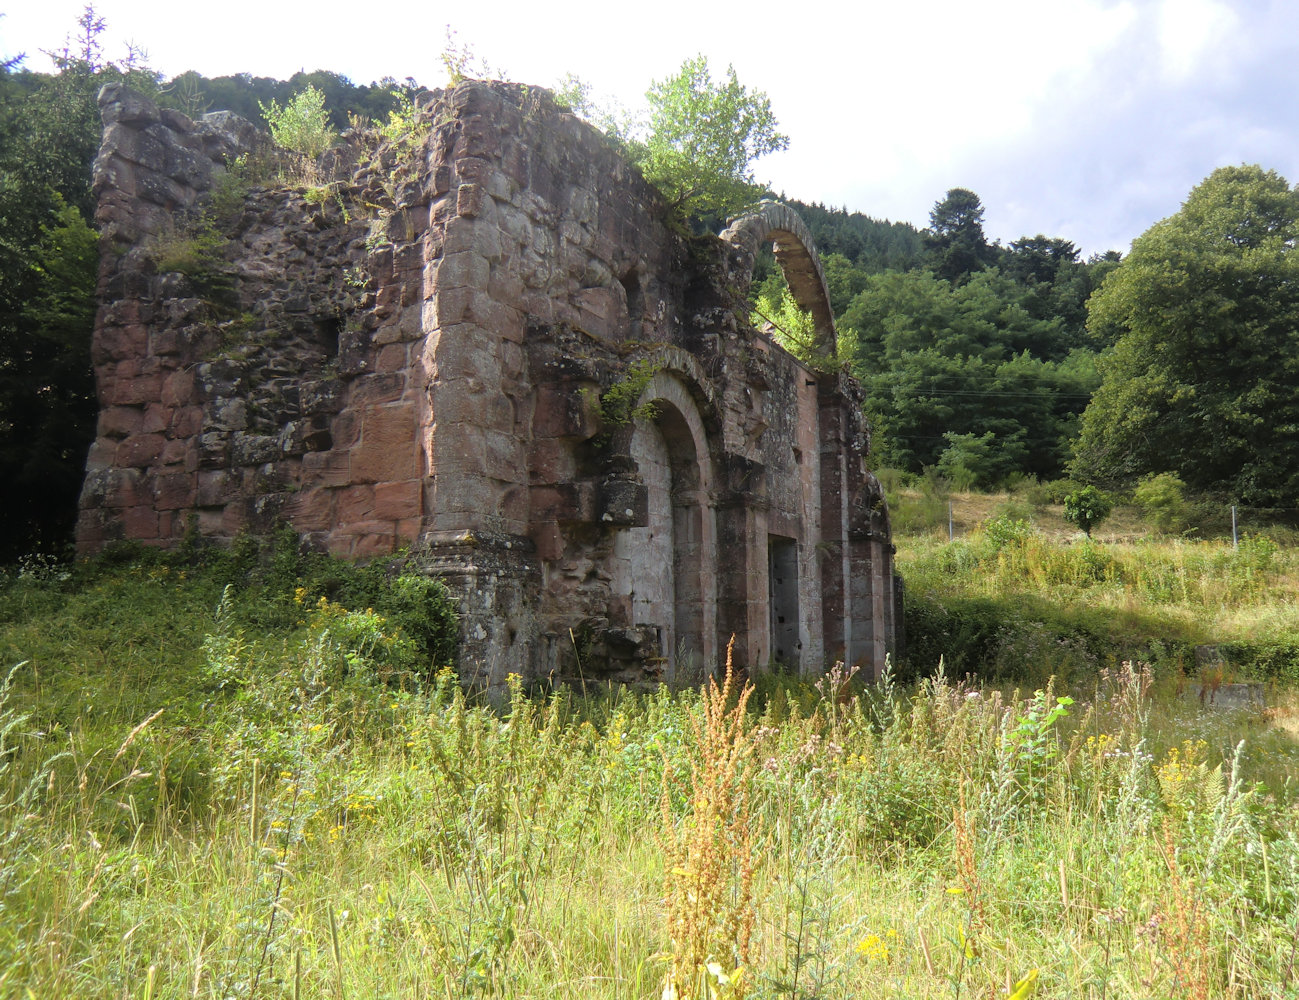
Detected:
[
  {"left": 936, "top": 431, "right": 998, "bottom": 491},
  {"left": 1063, "top": 485, "right": 1113, "bottom": 538},
  {"left": 438, "top": 24, "right": 499, "bottom": 85},
  {"left": 752, "top": 283, "right": 834, "bottom": 370},
  {"left": 0, "top": 7, "right": 156, "bottom": 557},
  {"left": 259, "top": 84, "right": 338, "bottom": 158},
  {"left": 786, "top": 200, "right": 924, "bottom": 277},
  {"left": 204, "top": 153, "right": 253, "bottom": 226},
  {"left": 373, "top": 88, "right": 429, "bottom": 151},
  {"left": 595, "top": 359, "right": 661, "bottom": 433},
  {"left": 553, "top": 73, "right": 636, "bottom": 146},
  {"left": 635, "top": 54, "right": 787, "bottom": 220},
  {"left": 924, "top": 187, "right": 996, "bottom": 282},
  {"left": 1074, "top": 165, "right": 1299, "bottom": 504},
  {"left": 981, "top": 513, "right": 1034, "bottom": 552},
  {"left": 839, "top": 263, "right": 1100, "bottom": 483},
  {"left": 1134, "top": 472, "right": 1189, "bottom": 533},
  {"left": 2, "top": 548, "right": 1299, "bottom": 995}
]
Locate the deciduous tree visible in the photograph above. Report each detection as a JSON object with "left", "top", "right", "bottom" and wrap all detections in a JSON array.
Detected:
[
  {"left": 636, "top": 55, "right": 787, "bottom": 220},
  {"left": 1072, "top": 165, "right": 1299, "bottom": 504}
]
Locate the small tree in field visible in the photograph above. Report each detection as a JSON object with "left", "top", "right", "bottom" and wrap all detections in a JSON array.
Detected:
[{"left": 1063, "top": 485, "right": 1113, "bottom": 539}]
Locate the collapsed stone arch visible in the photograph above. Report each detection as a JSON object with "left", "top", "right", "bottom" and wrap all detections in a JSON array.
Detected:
[{"left": 720, "top": 200, "right": 837, "bottom": 357}]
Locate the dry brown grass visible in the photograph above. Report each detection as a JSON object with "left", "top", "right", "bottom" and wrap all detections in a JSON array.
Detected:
[{"left": 659, "top": 638, "right": 757, "bottom": 1000}]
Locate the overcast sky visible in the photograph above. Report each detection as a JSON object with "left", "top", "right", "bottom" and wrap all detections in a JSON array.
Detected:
[{"left": 4, "top": 0, "right": 1296, "bottom": 257}]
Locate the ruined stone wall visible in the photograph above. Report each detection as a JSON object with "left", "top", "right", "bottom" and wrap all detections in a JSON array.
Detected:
[{"left": 79, "top": 80, "right": 899, "bottom": 689}]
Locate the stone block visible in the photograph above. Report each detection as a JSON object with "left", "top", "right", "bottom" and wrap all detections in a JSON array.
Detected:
[
  {"left": 575, "top": 287, "right": 624, "bottom": 339},
  {"left": 426, "top": 325, "right": 502, "bottom": 384},
  {"left": 93, "top": 323, "right": 149, "bottom": 363},
  {"left": 433, "top": 285, "right": 473, "bottom": 327},
  {"left": 116, "top": 433, "right": 166, "bottom": 468},
  {"left": 429, "top": 380, "right": 512, "bottom": 432},
  {"left": 121, "top": 505, "right": 160, "bottom": 539},
  {"left": 154, "top": 472, "right": 196, "bottom": 510},
  {"left": 422, "top": 469, "right": 498, "bottom": 521},
  {"left": 532, "top": 384, "right": 600, "bottom": 440},
  {"left": 351, "top": 528, "right": 398, "bottom": 559},
  {"left": 141, "top": 403, "right": 173, "bottom": 435},
  {"left": 374, "top": 343, "right": 411, "bottom": 374},
  {"left": 351, "top": 403, "right": 420, "bottom": 482},
  {"left": 331, "top": 411, "right": 361, "bottom": 450},
  {"left": 350, "top": 373, "right": 407, "bottom": 407},
  {"left": 99, "top": 406, "right": 143, "bottom": 437},
  {"left": 598, "top": 475, "right": 648, "bottom": 527},
  {"left": 374, "top": 479, "right": 423, "bottom": 521},
  {"left": 172, "top": 406, "right": 203, "bottom": 438},
  {"left": 468, "top": 291, "right": 524, "bottom": 342},
  {"left": 443, "top": 216, "right": 503, "bottom": 260},
  {"left": 83, "top": 439, "right": 116, "bottom": 474},
  {"left": 301, "top": 450, "right": 351, "bottom": 487},
  {"left": 161, "top": 369, "right": 195, "bottom": 408},
  {"left": 530, "top": 483, "right": 596, "bottom": 522},
  {"left": 196, "top": 470, "right": 238, "bottom": 506},
  {"left": 435, "top": 250, "right": 490, "bottom": 291},
  {"left": 162, "top": 438, "right": 190, "bottom": 467},
  {"left": 457, "top": 182, "right": 482, "bottom": 217},
  {"left": 283, "top": 487, "right": 336, "bottom": 532},
  {"left": 529, "top": 522, "right": 564, "bottom": 562},
  {"left": 526, "top": 438, "right": 577, "bottom": 483}
]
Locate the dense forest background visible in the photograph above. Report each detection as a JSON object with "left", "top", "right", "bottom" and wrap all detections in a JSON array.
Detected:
[{"left": 3, "top": 8, "right": 1297, "bottom": 560}]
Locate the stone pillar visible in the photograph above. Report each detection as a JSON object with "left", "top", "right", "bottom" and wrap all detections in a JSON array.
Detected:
[
  {"left": 817, "top": 384, "right": 850, "bottom": 665},
  {"left": 411, "top": 530, "right": 540, "bottom": 696}
]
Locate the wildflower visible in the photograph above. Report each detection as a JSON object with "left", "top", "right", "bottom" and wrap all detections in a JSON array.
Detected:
[{"left": 856, "top": 932, "right": 892, "bottom": 962}]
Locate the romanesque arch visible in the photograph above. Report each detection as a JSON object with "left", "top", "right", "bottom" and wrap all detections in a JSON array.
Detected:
[
  {"left": 609, "top": 371, "right": 718, "bottom": 684},
  {"left": 720, "top": 201, "right": 838, "bottom": 357}
]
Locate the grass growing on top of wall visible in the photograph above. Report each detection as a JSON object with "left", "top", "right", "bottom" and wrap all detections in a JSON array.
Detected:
[{"left": 3, "top": 547, "right": 1299, "bottom": 997}]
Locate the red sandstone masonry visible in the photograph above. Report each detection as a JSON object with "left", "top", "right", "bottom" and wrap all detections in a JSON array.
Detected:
[{"left": 79, "top": 79, "right": 900, "bottom": 689}]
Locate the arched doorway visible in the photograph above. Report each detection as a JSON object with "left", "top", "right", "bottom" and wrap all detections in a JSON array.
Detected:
[{"left": 611, "top": 376, "right": 716, "bottom": 684}]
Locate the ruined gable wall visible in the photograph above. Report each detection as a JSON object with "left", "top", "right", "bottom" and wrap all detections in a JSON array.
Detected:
[{"left": 78, "top": 80, "right": 897, "bottom": 688}]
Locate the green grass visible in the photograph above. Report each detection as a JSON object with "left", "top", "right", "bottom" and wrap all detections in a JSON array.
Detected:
[
  {"left": 896, "top": 512, "right": 1299, "bottom": 685},
  {"left": 1, "top": 537, "right": 1299, "bottom": 997}
]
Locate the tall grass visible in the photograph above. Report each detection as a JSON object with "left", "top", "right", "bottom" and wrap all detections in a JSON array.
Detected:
[
  {"left": 900, "top": 521, "right": 1299, "bottom": 682},
  {"left": 3, "top": 552, "right": 1299, "bottom": 997}
]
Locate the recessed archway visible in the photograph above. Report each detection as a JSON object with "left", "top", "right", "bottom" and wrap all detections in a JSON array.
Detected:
[{"left": 610, "top": 372, "right": 717, "bottom": 683}]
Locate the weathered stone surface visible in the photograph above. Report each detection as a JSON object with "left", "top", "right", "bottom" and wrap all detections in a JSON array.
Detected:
[{"left": 79, "top": 80, "right": 899, "bottom": 691}]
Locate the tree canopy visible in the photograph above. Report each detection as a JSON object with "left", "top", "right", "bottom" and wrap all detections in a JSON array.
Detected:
[
  {"left": 635, "top": 55, "right": 787, "bottom": 220},
  {"left": 925, "top": 188, "right": 996, "bottom": 283},
  {"left": 1072, "top": 165, "right": 1299, "bottom": 505}
]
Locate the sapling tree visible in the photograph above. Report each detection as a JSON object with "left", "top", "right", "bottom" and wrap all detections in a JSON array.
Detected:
[
  {"left": 1063, "top": 484, "right": 1113, "bottom": 538},
  {"left": 636, "top": 54, "right": 787, "bottom": 220},
  {"left": 259, "top": 84, "right": 337, "bottom": 157}
]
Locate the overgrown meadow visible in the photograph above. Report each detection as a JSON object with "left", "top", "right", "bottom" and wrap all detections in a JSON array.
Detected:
[{"left": 2, "top": 530, "right": 1299, "bottom": 999}]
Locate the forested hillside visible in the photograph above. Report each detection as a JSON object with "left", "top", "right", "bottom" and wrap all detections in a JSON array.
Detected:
[{"left": 759, "top": 193, "right": 1120, "bottom": 487}]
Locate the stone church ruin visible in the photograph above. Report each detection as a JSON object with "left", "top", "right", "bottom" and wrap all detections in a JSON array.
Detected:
[{"left": 77, "top": 80, "right": 900, "bottom": 689}]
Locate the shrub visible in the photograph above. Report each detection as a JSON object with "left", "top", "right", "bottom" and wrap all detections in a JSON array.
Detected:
[
  {"left": 981, "top": 513, "right": 1034, "bottom": 553},
  {"left": 1063, "top": 485, "right": 1113, "bottom": 538},
  {"left": 259, "top": 85, "right": 337, "bottom": 159},
  {"left": 1134, "top": 472, "right": 1189, "bottom": 533}
]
